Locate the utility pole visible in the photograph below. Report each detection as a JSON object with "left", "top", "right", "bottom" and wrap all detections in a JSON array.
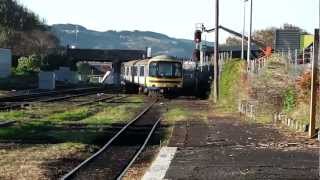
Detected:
[
  {"left": 309, "top": 29, "right": 319, "bottom": 138},
  {"left": 247, "top": 0, "right": 253, "bottom": 69},
  {"left": 241, "top": 0, "right": 248, "bottom": 60},
  {"left": 213, "top": 0, "right": 220, "bottom": 102}
]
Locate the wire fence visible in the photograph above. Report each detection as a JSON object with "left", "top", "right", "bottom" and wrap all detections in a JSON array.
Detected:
[
  {"left": 248, "top": 47, "right": 313, "bottom": 77},
  {"left": 242, "top": 47, "right": 320, "bottom": 135}
]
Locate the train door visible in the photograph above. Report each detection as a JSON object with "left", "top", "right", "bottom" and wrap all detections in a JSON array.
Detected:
[
  {"left": 133, "top": 66, "right": 138, "bottom": 84},
  {"left": 130, "top": 66, "right": 134, "bottom": 83},
  {"left": 139, "top": 66, "right": 145, "bottom": 86}
]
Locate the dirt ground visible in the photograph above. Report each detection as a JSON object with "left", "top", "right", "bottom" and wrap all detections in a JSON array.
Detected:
[{"left": 164, "top": 101, "right": 319, "bottom": 180}]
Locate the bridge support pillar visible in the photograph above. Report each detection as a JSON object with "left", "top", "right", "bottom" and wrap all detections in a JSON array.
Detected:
[{"left": 112, "top": 61, "right": 121, "bottom": 87}]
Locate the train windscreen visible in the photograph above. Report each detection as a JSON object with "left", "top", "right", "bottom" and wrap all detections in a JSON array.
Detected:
[{"left": 149, "top": 62, "right": 182, "bottom": 78}]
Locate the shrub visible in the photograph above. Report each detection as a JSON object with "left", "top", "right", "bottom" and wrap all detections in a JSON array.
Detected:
[
  {"left": 296, "top": 71, "right": 312, "bottom": 92},
  {"left": 295, "top": 70, "right": 318, "bottom": 102},
  {"left": 283, "top": 87, "right": 297, "bottom": 113},
  {"left": 16, "top": 54, "right": 41, "bottom": 74}
]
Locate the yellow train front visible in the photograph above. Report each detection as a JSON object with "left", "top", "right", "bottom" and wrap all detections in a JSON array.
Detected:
[{"left": 122, "top": 55, "right": 183, "bottom": 95}]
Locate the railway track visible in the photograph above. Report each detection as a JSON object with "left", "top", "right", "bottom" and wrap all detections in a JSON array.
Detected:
[
  {"left": 0, "top": 87, "right": 119, "bottom": 111},
  {"left": 0, "top": 87, "right": 106, "bottom": 102},
  {"left": 0, "top": 121, "right": 16, "bottom": 128},
  {"left": 0, "top": 95, "right": 129, "bottom": 129},
  {"left": 61, "top": 99, "right": 161, "bottom": 180}
]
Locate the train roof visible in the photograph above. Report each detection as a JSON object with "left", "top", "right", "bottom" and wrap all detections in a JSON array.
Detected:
[
  {"left": 123, "top": 55, "right": 181, "bottom": 66},
  {"left": 123, "top": 59, "right": 148, "bottom": 66},
  {"left": 149, "top": 55, "right": 180, "bottom": 63}
]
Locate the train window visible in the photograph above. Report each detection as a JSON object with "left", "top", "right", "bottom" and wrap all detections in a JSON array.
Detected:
[
  {"left": 140, "top": 66, "right": 144, "bottom": 76},
  {"left": 149, "top": 62, "right": 182, "bottom": 78},
  {"left": 158, "top": 63, "right": 173, "bottom": 77},
  {"left": 149, "top": 62, "right": 157, "bottom": 77},
  {"left": 132, "top": 66, "right": 138, "bottom": 76},
  {"left": 174, "top": 63, "right": 182, "bottom": 77},
  {"left": 126, "top": 67, "right": 129, "bottom": 76}
]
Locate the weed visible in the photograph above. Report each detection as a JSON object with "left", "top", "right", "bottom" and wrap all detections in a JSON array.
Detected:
[
  {"left": 0, "top": 111, "right": 27, "bottom": 121},
  {"left": 47, "top": 107, "right": 94, "bottom": 122},
  {"left": 283, "top": 87, "right": 297, "bottom": 113},
  {"left": 82, "top": 104, "right": 140, "bottom": 125},
  {"left": 212, "top": 59, "right": 245, "bottom": 112}
]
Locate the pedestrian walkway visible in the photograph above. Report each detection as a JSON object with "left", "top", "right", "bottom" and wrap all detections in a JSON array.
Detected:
[{"left": 162, "top": 114, "right": 319, "bottom": 180}]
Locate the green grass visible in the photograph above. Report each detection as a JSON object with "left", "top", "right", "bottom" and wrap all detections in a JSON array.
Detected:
[
  {"left": 0, "top": 102, "right": 144, "bottom": 144},
  {"left": 0, "top": 121, "right": 53, "bottom": 140},
  {"left": 124, "top": 95, "right": 145, "bottom": 103},
  {"left": 164, "top": 107, "right": 189, "bottom": 123},
  {"left": 164, "top": 105, "right": 207, "bottom": 124},
  {"left": 161, "top": 103, "right": 208, "bottom": 146},
  {"left": 214, "top": 59, "right": 245, "bottom": 112},
  {"left": 47, "top": 107, "right": 94, "bottom": 122},
  {"left": 81, "top": 104, "right": 141, "bottom": 125},
  {"left": 0, "top": 111, "right": 28, "bottom": 121}
]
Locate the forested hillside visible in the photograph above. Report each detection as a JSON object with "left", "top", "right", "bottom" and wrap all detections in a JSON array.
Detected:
[{"left": 0, "top": 0, "right": 58, "bottom": 56}]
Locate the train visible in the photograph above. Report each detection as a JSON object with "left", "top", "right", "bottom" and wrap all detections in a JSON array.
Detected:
[{"left": 121, "top": 55, "right": 183, "bottom": 96}]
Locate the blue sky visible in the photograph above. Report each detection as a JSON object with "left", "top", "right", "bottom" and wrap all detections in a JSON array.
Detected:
[{"left": 19, "top": 0, "right": 318, "bottom": 42}]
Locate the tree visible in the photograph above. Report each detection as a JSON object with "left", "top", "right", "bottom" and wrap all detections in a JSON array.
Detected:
[
  {"left": 226, "top": 36, "right": 242, "bottom": 46},
  {"left": 0, "top": 0, "right": 59, "bottom": 56},
  {"left": 7, "top": 30, "right": 59, "bottom": 56},
  {"left": 252, "top": 27, "right": 276, "bottom": 47}
]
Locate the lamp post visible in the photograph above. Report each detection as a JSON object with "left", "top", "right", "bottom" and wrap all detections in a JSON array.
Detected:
[
  {"left": 241, "top": 0, "right": 248, "bottom": 60},
  {"left": 213, "top": 0, "right": 220, "bottom": 102},
  {"left": 247, "top": 0, "right": 253, "bottom": 69}
]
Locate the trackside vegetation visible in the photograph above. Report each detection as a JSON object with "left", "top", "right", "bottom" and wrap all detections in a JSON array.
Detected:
[{"left": 211, "top": 59, "right": 246, "bottom": 112}]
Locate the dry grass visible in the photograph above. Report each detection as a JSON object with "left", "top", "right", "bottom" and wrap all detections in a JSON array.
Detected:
[
  {"left": 163, "top": 103, "right": 208, "bottom": 125},
  {"left": 0, "top": 95, "right": 149, "bottom": 179},
  {"left": 0, "top": 143, "right": 91, "bottom": 180}
]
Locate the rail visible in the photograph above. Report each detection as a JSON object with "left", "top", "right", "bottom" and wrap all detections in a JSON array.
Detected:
[
  {"left": 61, "top": 99, "right": 158, "bottom": 180},
  {"left": 116, "top": 117, "right": 161, "bottom": 179}
]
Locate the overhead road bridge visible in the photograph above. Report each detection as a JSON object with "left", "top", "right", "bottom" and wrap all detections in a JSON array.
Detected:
[
  {"left": 66, "top": 48, "right": 146, "bottom": 86},
  {"left": 66, "top": 49, "right": 146, "bottom": 63}
]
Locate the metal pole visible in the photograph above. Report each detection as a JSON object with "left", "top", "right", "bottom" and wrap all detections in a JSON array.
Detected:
[
  {"left": 247, "top": 0, "right": 253, "bottom": 70},
  {"left": 294, "top": 49, "right": 298, "bottom": 75},
  {"left": 302, "top": 48, "right": 305, "bottom": 64},
  {"left": 309, "top": 29, "right": 319, "bottom": 138},
  {"left": 241, "top": 0, "right": 247, "bottom": 60},
  {"left": 214, "top": 0, "right": 220, "bottom": 102}
]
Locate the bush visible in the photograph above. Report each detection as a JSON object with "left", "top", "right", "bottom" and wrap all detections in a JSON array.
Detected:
[
  {"left": 212, "top": 59, "right": 246, "bottom": 111},
  {"left": 283, "top": 87, "right": 297, "bottom": 113},
  {"left": 16, "top": 54, "right": 41, "bottom": 74}
]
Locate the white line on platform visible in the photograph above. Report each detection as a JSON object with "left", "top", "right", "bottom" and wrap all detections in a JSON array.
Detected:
[{"left": 142, "top": 147, "right": 177, "bottom": 180}]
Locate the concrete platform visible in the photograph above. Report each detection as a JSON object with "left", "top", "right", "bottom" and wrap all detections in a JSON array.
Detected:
[{"left": 154, "top": 114, "right": 319, "bottom": 180}]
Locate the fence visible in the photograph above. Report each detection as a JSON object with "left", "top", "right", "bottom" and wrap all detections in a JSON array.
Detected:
[
  {"left": 242, "top": 46, "right": 320, "bottom": 136},
  {"left": 248, "top": 47, "right": 313, "bottom": 77}
]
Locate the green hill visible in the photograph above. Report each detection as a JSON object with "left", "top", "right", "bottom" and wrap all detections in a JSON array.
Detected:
[{"left": 52, "top": 24, "right": 197, "bottom": 57}]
